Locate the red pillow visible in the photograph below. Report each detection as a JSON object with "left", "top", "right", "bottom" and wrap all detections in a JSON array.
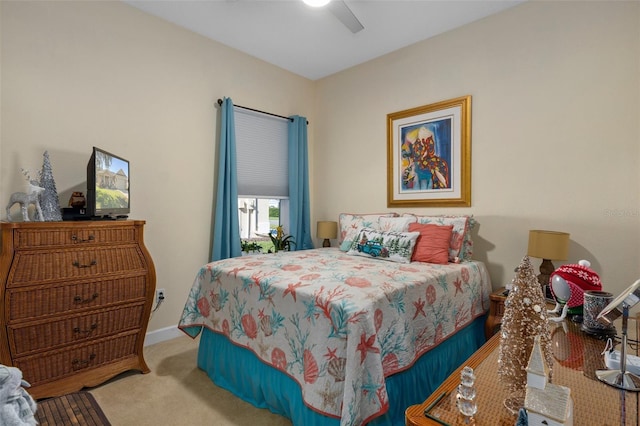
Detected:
[{"left": 409, "top": 223, "right": 453, "bottom": 264}]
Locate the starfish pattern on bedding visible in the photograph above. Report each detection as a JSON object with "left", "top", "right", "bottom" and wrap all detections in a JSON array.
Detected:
[
  {"left": 283, "top": 281, "right": 307, "bottom": 302},
  {"left": 356, "top": 332, "right": 380, "bottom": 364}
]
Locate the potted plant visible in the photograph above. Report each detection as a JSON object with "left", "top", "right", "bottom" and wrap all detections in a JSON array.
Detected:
[
  {"left": 268, "top": 226, "right": 295, "bottom": 253},
  {"left": 241, "top": 240, "right": 262, "bottom": 255}
]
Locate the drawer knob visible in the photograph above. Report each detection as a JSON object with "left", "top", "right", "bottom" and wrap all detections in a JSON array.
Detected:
[
  {"left": 74, "top": 293, "right": 99, "bottom": 304},
  {"left": 71, "top": 234, "right": 95, "bottom": 243},
  {"left": 72, "top": 260, "right": 97, "bottom": 268},
  {"left": 73, "top": 323, "right": 98, "bottom": 335},
  {"left": 71, "top": 353, "right": 96, "bottom": 370}
]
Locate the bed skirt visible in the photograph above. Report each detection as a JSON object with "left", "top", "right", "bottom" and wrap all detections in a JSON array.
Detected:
[{"left": 197, "top": 315, "right": 487, "bottom": 426}]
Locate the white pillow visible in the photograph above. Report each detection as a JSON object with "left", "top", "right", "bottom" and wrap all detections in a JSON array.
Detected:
[
  {"left": 377, "top": 216, "right": 417, "bottom": 233},
  {"left": 338, "top": 213, "right": 396, "bottom": 251}
]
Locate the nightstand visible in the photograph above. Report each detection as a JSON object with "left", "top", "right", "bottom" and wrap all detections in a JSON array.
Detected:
[{"left": 485, "top": 287, "right": 508, "bottom": 339}]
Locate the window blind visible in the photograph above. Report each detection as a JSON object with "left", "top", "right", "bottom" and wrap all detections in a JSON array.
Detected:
[{"left": 234, "top": 107, "right": 289, "bottom": 198}]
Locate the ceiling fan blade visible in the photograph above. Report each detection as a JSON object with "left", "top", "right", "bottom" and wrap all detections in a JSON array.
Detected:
[{"left": 327, "top": 0, "right": 364, "bottom": 34}]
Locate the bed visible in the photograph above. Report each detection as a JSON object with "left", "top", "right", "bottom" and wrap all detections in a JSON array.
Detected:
[
  {"left": 179, "top": 223, "right": 492, "bottom": 426},
  {"left": 179, "top": 213, "right": 491, "bottom": 426}
]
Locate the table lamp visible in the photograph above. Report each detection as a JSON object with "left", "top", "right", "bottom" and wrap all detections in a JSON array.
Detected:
[
  {"left": 317, "top": 221, "right": 338, "bottom": 247},
  {"left": 527, "top": 230, "right": 570, "bottom": 292}
]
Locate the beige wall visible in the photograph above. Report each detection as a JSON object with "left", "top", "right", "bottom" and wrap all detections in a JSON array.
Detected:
[
  {"left": 1, "top": 0, "right": 639, "bottom": 335},
  {"left": 314, "top": 1, "right": 640, "bottom": 297},
  {"left": 0, "top": 0, "right": 315, "bottom": 332}
]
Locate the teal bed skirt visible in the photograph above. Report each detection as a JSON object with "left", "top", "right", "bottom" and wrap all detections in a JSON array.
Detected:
[{"left": 197, "top": 315, "right": 487, "bottom": 426}]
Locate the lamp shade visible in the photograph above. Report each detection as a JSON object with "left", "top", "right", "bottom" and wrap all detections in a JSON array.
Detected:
[
  {"left": 317, "top": 221, "right": 338, "bottom": 239},
  {"left": 527, "top": 230, "right": 570, "bottom": 260}
]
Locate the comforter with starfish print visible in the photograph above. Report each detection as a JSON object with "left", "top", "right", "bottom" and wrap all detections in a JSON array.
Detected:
[{"left": 179, "top": 248, "right": 491, "bottom": 426}]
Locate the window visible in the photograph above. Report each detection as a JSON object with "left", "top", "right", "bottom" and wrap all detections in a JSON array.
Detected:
[{"left": 234, "top": 107, "right": 290, "bottom": 244}]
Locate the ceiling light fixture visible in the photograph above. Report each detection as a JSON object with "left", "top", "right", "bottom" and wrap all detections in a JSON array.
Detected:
[{"left": 303, "top": 0, "right": 331, "bottom": 7}]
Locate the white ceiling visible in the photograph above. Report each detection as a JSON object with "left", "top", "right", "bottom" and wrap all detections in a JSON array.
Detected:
[{"left": 124, "top": 0, "right": 525, "bottom": 81}]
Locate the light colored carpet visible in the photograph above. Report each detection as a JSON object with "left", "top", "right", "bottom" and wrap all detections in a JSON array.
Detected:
[{"left": 90, "top": 335, "right": 292, "bottom": 426}]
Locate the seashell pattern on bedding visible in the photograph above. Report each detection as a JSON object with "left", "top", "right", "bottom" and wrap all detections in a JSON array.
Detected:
[{"left": 179, "top": 247, "right": 491, "bottom": 426}]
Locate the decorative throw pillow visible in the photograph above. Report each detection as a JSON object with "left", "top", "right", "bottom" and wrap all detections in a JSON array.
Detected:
[
  {"left": 409, "top": 223, "right": 453, "bottom": 264},
  {"left": 377, "top": 216, "right": 417, "bottom": 233},
  {"left": 346, "top": 228, "right": 420, "bottom": 264},
  {"left": 338, "top": 213, "right": 396, "bottom": 251},
  {"left": 461, "top": 216, "right": 476, "bottom": 261},
  {"left": 402, "top": 214, "right": 473, "bottom": 262}
]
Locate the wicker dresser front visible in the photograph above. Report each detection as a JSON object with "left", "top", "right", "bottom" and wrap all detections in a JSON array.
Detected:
[{"left": 0, "top": 220, "right": 156, "bottom": 399}]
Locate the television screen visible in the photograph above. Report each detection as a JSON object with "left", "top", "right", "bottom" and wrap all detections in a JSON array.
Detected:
[{"left": 87, "top": 147, "right": 130, "bottom": 218}]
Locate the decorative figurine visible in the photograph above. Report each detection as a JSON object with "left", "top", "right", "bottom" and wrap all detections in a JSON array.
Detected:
[
  {"left": 68, "top": 191, "right": 86, "bottom": 208},
  {"left": 524, "top": 336, "right": 573, "bottom": 425},
  {"left": 5, "top": 170, "right": 45, "bottom": 222},
  {"left": 5, "top": 183, "right": 45, "bottom": 222},
  {"left": 547, "top": 260, "right": 602, "bottom": 322},
  {"left": 38, "top": 151, "right": 62, "bottom": 221},
  {"left": 498, "top": 256, "right": 553, "bottom": 414},
  {"left": 456, "top": 366, "right": 477, "bottom": 423}
]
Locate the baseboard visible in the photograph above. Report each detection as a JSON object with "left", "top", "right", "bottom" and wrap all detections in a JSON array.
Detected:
[{"left": 144, "top": 325, "right": 185, "bottom": 347}]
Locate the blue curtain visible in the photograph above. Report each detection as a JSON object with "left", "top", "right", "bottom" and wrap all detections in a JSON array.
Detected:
[
  {"left": 211, "top": 97, "right": 241, "bottom": 261},
  {"left": 287, "top": 116, "right": 314, "bottom": 250}
]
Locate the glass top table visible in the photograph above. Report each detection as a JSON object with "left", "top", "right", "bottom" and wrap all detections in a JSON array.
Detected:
[{"left": 405, "top": 318, "right": 639, "bottom": 426}]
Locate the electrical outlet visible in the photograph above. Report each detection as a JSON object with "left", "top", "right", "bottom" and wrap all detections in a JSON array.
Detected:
[{"left": 156, "top": 288, "right": 165, "bottom": 305}]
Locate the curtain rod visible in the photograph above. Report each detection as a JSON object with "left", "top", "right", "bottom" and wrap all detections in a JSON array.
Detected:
[{"left": 217, "top": 98, "right": 308, "bottom": 124}]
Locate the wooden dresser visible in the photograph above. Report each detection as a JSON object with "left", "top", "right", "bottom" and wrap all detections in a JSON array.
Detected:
[{"left": 0, "top": 220, "right": 156, "bottom": 399}]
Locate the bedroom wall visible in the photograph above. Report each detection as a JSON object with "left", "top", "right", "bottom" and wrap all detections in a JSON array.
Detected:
[
  {"left": 314, "top": 0, "right": 640, "bottom": 298},
  {"left": 1, "top": 0, "right": 639, "bottom": 338},
  {"left": 0, "top": 0, "right": 316, "bottom": 334}
]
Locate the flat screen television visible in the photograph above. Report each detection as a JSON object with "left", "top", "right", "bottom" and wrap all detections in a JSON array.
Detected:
[{"left": 86, "top": 147, "right": 130, "bottom": 219}]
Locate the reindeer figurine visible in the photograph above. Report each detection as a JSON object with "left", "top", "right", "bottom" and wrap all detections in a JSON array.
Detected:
[{"left": 6, "top": 170, "right": 45, "bottom": 222}]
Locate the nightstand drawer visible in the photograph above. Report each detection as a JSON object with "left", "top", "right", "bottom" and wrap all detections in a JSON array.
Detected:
[{"left": 485, "top": 287, "right": 508, "bottom": 339}]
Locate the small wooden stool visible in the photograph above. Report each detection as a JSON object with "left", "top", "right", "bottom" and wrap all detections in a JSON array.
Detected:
[{"left": 35, "top": 391, "right": 111, "bottom": 426}]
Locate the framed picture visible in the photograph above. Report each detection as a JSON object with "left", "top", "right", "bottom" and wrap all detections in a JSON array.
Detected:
[{"left": 387, "top": 95, "right": 471, "bottom": 207}]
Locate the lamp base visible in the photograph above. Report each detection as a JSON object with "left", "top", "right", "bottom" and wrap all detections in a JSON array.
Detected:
[
  {"left": 537, "top": 258, "right": 555, "bottom": 298},
  {"left": 322, "top": 238, "right": 331, "bottom": 248},
  {"left": 596, "top": 369, "right": 640, "bottom": 392}
]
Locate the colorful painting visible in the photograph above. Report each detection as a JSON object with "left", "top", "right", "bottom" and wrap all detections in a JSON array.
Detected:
[
  {"left": 387, "top": 96, "right": 471, "bottom": 207},
  {"left": 400, "top": 119, "right": 452, "bottom": 191}
]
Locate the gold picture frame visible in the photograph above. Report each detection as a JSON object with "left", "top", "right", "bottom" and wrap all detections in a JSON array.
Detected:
[{"left": 387, "top": 95, "right": 471, "bottom": 207}]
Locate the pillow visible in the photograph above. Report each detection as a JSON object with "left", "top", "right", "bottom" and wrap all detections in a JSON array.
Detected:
[
  {"left": 409, "top": 223, "right": 453, "bottom": 264},
  {"left": 346, "top": 228, "right": 420, "bottom": 264},
  {"left": 402, "top": 214, "right": 474, "bottom": 262},
  {"left": 461, "top": 216, "right": 476, "bottom": 261},
  {"left": 338, "top": 213, "right": 396, "bottom": 251},
  {"left": 377, "top": 216, "right": 417, "bottom": 233}
]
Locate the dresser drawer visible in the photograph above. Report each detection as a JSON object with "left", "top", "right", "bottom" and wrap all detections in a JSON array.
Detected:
[
  {"left": 8, "top": 245, "right": 146, "bottom": 287},
  {"left": 13, "top": 226, "right": 137, "bottom": 249},
  {"left": 8, "top": 303, "right": 146, "bottom": 357},
  {"left": 6, "top": 276, "right": 147, "bottom": 321},
  {"left": 13, "top": 331, "right": 139, "bottom": 387}
]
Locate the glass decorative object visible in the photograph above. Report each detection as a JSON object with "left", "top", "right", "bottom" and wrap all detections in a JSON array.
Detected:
[{"left": 456, "top": 366, "right": 477, "bottom": 422}]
